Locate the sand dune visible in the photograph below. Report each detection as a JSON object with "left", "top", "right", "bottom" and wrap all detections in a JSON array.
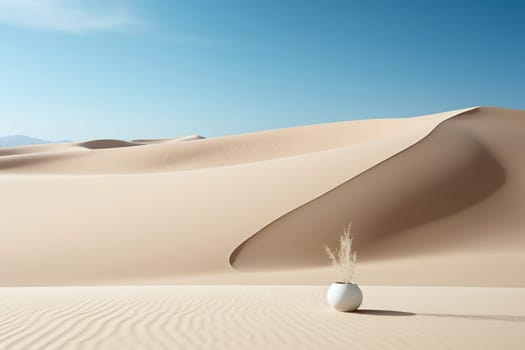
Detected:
[
  {"left": 0, "top": 286, "right": 523, "bottom": 350},
  {"left": 230, "top": 107, "right": 525, "bottom": 286},
  {"left": 0, "top": 109, "right": 464, "bottom": 174},
  {"left": 0, "top": 107, "right": 524, "bottom": 287},
  {"left": 231, "top": 107, "right": 525, "bottom": 282}
]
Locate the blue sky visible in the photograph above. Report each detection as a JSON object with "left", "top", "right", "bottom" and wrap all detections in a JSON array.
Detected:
[{"left": 0, "top": 0, "right": 524, "bottom": 141}]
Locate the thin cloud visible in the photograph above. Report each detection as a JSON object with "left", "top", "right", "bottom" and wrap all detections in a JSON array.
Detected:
[{"left": 0, "top": 0, "right": 140, "bottom": 33}]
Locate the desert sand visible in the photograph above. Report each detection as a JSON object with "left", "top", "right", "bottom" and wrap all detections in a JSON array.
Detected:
[
  {"left": 1, "top": 286, "right": 524, "bottom": 350},
  {"left": 1, "top": 106, "right": 524, "bottom": 349}
]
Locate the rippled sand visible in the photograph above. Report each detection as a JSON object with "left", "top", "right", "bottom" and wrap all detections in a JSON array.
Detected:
[{"left": 1, "top": 286, "right": 524, "bottom": 349}]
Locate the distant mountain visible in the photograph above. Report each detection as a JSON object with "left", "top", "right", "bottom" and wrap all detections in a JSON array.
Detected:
[{"left": 0, "top": 135, "right": 57, "bottom": 147}]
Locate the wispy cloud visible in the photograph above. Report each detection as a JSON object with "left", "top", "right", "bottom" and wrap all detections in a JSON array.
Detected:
[{"left": 0, "top": 0, "right": 140, "bottom": 33}]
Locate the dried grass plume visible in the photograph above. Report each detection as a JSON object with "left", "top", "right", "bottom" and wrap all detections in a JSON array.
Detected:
[{"left": 324, "top": 223, "right": 357, "bottom": 283}]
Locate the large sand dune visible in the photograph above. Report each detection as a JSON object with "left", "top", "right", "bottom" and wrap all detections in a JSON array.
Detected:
[
  {"left": 1, "top": 107, "right": 524, "bottom": 286},
  {"left": 232, "top": 107, "right": 525, "bottom": 286}
]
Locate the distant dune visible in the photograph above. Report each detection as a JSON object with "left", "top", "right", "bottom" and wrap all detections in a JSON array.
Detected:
[{"left": 0, "top": 107, "right": 524, "bottom": 287}]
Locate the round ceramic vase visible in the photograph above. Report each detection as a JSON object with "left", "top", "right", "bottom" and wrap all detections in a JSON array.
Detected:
[{"left": 326, "top": 282, "right": 363, "bottom": 312}]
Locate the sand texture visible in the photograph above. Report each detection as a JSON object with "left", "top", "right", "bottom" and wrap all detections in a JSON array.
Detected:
[{"left": 0, "top": 286, "right": 524, "bottom": 350}]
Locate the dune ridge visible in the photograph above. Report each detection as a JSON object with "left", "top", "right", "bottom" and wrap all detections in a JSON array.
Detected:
[{"left": 0, "top": 107, "right": 524, "bottom": 287}]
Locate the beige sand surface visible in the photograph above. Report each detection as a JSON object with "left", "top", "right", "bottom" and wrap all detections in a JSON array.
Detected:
[
  {"left": 1, "top": 106, "right": 525, "bottom": 349},
  {"left": 1, "top": 107, "right": 525, "bottom": 286},
  {"left": 0, "top": 106, "right": 496, "bottom": 286},
  {"left": 0, "top": 285, "right": 524, "bottom": 350},
  {"left": 0, "top": 107, "right": 525, "bottom": 286}
]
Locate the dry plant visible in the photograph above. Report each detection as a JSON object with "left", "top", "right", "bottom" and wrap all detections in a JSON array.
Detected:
[{"left": 324, "top": 223, "right": 357, "bottom": 283}]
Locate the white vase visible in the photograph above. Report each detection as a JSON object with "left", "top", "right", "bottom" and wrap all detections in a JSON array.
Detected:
[{"left": 326, "top": 282, "right": 363, "bottom": 312}]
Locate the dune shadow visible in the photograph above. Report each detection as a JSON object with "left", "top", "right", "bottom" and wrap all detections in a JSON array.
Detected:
[
  {"left": 77, "top": 139, "right": 142, "bottom": 150},
  {"left": 354, "top": 309, "right": 415, "bottom": 316}
]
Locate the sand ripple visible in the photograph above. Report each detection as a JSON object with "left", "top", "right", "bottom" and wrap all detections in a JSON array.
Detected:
[{"left": 0, "top": 286, "right": 524, "bottom": 350}]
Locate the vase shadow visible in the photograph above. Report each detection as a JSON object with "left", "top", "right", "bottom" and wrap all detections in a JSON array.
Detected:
[
  {"left": 419, "top": 313, "right": 525, "bottom": 323},
  {"left": 353, "top": 309, "right": 415, "bottom": 316},
  {"left": 352, "top": 309, "right": 525, "bottom": 322}
]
